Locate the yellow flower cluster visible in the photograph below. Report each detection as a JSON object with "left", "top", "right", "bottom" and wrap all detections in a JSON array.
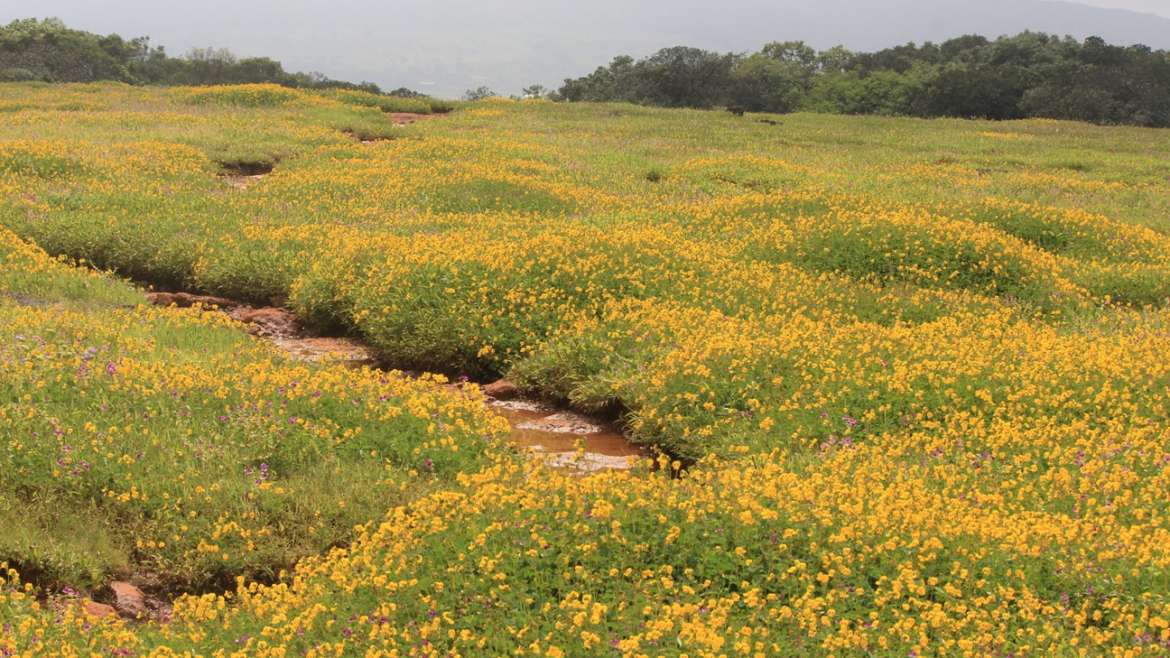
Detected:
[
  {"left": 2, "top": 83, "right": 1170, "bottom": 656},
  {"left": 7, "top": 447, "right": 1170, "bottom": 656}
]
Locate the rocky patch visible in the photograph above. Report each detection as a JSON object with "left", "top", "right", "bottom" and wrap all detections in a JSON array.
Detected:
[
  {"left": 108, "top": 581, "right": 146, "bottom": 618},
  {"left": 482, "top": 378, "right": 519, "bottom": 399},
  {"left": 224, "top": 173, "right": 266, "bottom": 190}
]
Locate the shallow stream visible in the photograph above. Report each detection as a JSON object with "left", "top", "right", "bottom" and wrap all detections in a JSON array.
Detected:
[{"left": 147, "top": 292, "right": 645, "bottom": 472}]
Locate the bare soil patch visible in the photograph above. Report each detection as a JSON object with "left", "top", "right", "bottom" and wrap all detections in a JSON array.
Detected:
[{"left": 390, "top": 112, "right": 445, "bottom": 127}]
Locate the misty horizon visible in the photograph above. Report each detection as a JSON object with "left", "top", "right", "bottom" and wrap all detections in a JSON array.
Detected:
[{"left": 5, "top": 0, "right": 1170, "bottom": 97}]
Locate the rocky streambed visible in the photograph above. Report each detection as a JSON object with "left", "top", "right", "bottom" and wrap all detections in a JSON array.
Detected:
[{"left": 145, "top": 291, "right": 645, "bottom": 474}]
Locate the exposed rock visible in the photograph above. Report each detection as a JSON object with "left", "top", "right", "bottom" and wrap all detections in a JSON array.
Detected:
[
  {"left": 490, "top": 399, "right": 644, "bottom": 473},
  {"left": 148, "top": 292, "right": 298, "bottom": 339},
  {"left": 81, "top": 599, "right": 116, "bottom": 618},
  {"left": 270, "top": 336, "right": 378, "bottom": 365},
  {"left": 224, "top": 174, "right": 266, "bottom": 190},
  {"left": 147, "top": 287, "right": 645, "bottom": 476},
  {"left": 146, "top": 291, "right": 239, "bottom": 309},
  {"left": 515, "top": 412, "right": 606, "bottom": 436},
  {"left": 486, "top": 398, "right": 550, "bottom": 414},
  {"left": 229, "top": 306, "right": 298, "bottom": 338},
  {"left": 482, "top": 379, "right": 520, "bottom": 399},
  {"left": 544, "top": 451, "right": 640, "bottom": 471},
  {"left": 109, "top": 581, "right": 147, "bottom": 618}
]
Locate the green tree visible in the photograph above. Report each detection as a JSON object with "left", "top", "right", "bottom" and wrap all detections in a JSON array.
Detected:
[
  {"left": 463, "top": 86, "right": 496, "bottom": 101},
  {"left": 558, "top": 55, "right": 638, "bottom": 102},
  {"left": 633, "top": 46, "right": 736, "bottom": 108},
  {"left": 0, "top": 17, "right": 132, "bottom": 82}
]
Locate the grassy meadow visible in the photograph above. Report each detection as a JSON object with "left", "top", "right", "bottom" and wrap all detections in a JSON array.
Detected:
[{"left": 1, "top": 82, "right": 1170, "bottom": 656}]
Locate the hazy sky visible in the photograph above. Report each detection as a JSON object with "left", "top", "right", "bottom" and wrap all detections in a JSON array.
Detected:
[
  {"left": 1080, "top": 0, "right": 1170, "bottom": 13},
  {"left": 5, "top": 1, "right": 1170, "bottom": 97}
]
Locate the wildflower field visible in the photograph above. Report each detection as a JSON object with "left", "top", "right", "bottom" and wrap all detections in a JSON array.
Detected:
[{"left": 2, "top": 82, "right": 1170, "bottom": 656}]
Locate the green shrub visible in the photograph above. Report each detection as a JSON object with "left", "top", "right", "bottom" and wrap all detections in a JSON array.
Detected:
[
  {"left": 322, "top": 89, "right": 433, "bottom": 114},
  {"left": 182, "top": 84, "right": 303, "bottom": 108}
]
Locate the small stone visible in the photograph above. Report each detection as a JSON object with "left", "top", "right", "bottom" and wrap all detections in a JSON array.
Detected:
[
  {"left": 229, "top": 307, "right": 298, "bottom": 338},
  {"left": 109, "top": 581, "right": 147, "bottom": 618},
  {"left": 82, "top": 599, "right": 116, "bottom": 618},
  {"left": 145, "top": 292, "right": 177, "bottom": 306},
  {"left": 516, "top": 412, "right": 605, "bottom": 435},
  {"left": 482, "top": 379, "right": 519, "bottom": 399}
]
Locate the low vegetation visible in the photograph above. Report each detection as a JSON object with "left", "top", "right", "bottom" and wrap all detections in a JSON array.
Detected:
[
  {"left": 1, "top": 83, "right": 1170, "bottom": 655},
  {"left": 0, "top": 223, "right": 506, "bottom": 591}
]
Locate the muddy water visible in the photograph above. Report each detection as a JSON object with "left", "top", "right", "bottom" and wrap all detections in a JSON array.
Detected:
[
  {"left": 486, "top": 399, "right": 644, "bottom": 471},
  {"left": 146, "top": 292, "right": 645, "bottom": 471}
]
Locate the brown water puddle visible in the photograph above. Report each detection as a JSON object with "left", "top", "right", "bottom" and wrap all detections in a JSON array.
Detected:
[
  {"left": 146, "top": 292, "right": 644, "bottom": 471},
  {"left": 485, "top": 398, "right": 643, "bottom": 471}
]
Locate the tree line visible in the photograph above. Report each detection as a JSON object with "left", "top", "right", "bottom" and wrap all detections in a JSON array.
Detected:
[
  {"left": 0, "top": 18, "right": 406, "bottom": 94},
  {"left": 555, "top": 33, "right": 1170, "bottom": 127},
  {"left": 6, "top": 18, "right": 1169, "bottom": 127}
]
